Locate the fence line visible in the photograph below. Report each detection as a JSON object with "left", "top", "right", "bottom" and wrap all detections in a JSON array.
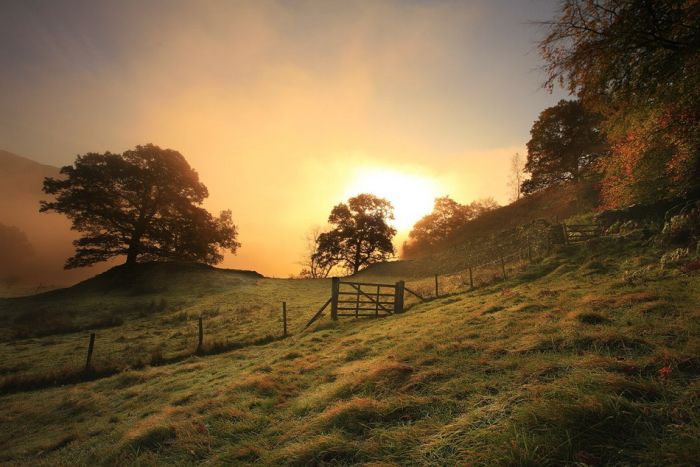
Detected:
[{"left": 3, "top": 221, "right": 601, "bottom": 394}]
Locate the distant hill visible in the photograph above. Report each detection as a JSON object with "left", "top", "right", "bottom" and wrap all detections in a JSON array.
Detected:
[{"left": 0, "top": 150, "right": 113, "bottom": 287}]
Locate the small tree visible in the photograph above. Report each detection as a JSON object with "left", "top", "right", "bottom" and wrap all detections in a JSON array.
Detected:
[
  {"left": 313, "top": 194, "right": 396, "bottom": 275},
  {"left": 522, "top": 99, "right": 607, "bottom": 194},
  {"left": 41, "top": 144, "right": 240, "bottom": 268},
  {"left": 469, "top": 197, "right": 499, "bottom": 217},
  {"left": 508, "top": 152, "right": 525, "bottom": 202},
  {"left": 298, "top": 226, "right": 334, "bottom": 278}
]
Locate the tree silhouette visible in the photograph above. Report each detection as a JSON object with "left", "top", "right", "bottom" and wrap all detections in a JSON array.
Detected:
[
  {"left": 408, "top": 197, "right": 473, "bottom": 248},
  {"left": 522, "top": 100, "right": 607, "bottom": 194},
  {"left": 40, "top": 144, "right": 240, "bottom": 268},
  {"left": 404, "top": 196, "right": 499, "bottom": 256},
  {"left": 298, "top": 226, "right": 334, "bottom": 279},
  {"left": 313, "top": 194, "right": 396, "bottom": 275}
]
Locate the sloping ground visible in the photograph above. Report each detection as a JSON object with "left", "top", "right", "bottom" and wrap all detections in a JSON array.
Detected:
[
  {"left": 0, "top": 262, "right": 331, "bottom": 381},
  {"left": 0, "top": 238, "right": 699, "bottom": 465},
  {"left": 39, "top": 261, "right": 264, "bottom": 296},
  {"left": 404, "top": 182, "right": 598, "bottom": 261}
]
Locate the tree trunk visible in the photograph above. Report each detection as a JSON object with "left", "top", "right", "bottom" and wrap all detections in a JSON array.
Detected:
[
  {"left": 125, "top": 226, "right": 145, "bottom": 265},
  {"left": 352, "top": 239, "right": 362, "bottom": 275},
  {"left": 125, "top": 239, "right": 139, "bottom": 264}
]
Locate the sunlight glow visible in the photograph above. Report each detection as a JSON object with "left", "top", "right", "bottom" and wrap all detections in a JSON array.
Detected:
[{"left": 343, "top": 167, "right": 442, "bottom": 231}]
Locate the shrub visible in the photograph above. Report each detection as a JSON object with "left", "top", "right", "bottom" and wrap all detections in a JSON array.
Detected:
[
  {"left": 621, "top": 266, "right": 654, "bottom": 285},
  {"left": 660, "top": 248, "right": 689, "bottom": 268}
]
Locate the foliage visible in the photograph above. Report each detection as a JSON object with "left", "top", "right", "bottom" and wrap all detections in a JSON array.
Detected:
[
  {"left": 660, "top": 247, "right": 690, "bottom": 269},
  {"left": 41, "top": 144, "right": 240, "bottom": 268},
  {"left": 404, "top": 197, "right": 499, "bottom": 256},
  {"left": 407, "top": 197, "right": 472, "bottom": 248},
  {"left": 539, "top": 0, "right": 700, "bottom": 206},
  {"left": 661, "top": 209, "right": 700, "bottom": 246},
  {"left": 313, "top": 194, "right": 396, "bottom": 275},
  {"left": 522, "top": 99, "right": 608, "bottom": 194}
]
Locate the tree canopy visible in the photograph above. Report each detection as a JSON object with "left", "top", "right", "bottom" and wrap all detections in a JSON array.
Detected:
[
  {"left": 405, "top": 196, "right": 499, "bottom": 256},
  {"left": 408, "top": 197, "right": 473, "bottom": 247},
  {"left": 522, "top": 99, "right": 608, "bottom": 194},
  {"left": 41, "top": 144, "right": 240, "bottom": 268},
  {"left": 539, "top": 0, "right": 700, "bottom": 205},
  {"left": 313, "top": 194, "right": 396, "bottom": 275}
]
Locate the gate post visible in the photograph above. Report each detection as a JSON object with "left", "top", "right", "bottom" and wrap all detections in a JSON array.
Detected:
[
  {"left": 394, "top": 281, "right": 405, "bottom": 314},
  {"left": 330, "top": 277, "right": 340, "bottom": 321}
]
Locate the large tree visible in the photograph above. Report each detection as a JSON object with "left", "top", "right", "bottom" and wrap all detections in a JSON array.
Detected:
[
  {"left": 313, "top": 194, "right": 396, "bottom": 275},
  {"left": 538, "top": 0, "right": 700, "bottom": 205},
  {"left": 41, "top": 144, "right": 240, "bottom": 268},
  {"left": 522, "top": 99, "right": 608, "bottom": 194}
]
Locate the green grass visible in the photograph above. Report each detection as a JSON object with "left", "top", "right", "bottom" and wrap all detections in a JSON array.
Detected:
[{"left": 0, "top": 240, "right": 699, "bottom": 465}]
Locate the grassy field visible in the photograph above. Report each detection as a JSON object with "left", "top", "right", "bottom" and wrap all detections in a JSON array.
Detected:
[{"left": 0, "top": 237, "right": 699, "bottom": 465}]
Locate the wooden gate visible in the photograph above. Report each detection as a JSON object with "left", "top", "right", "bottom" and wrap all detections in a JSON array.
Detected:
[
  {"left": 331, "top": 278, "right": 404, "bottom": 319},
  {"left": 563, "top": 224, "right": 602, "bottom": 243},
  {"left": 304, "top": 277, "right": 405, "bottom": 328}
]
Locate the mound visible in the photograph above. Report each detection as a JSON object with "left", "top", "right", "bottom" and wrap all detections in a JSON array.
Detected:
[{"left": 40, "top": 261, "right": 263, "bottom": 296}]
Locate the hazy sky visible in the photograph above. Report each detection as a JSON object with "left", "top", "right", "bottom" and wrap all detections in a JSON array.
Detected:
[{"left": 1, "top": 0, "right": 568, "bottom": 276}]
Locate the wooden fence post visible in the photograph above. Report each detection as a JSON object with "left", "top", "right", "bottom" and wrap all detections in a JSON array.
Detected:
[
  {"left": 375, "top": 284, "right": 380, "bottom": 318},
  {"left": 394, "top": 281, "right": 405, "bottom": 314},
  {"left": 434, "top": 274, "right": 439, "bottom": 298},
  {"left": 330, "top": 277, "right": 339, "bottom": 321},
  {"left": 282, "top": 301, "right": 288, "bottom": 337},
  {"left": 85, "top": 332, "right": 95, "bottom": 371},
  {"left": 468, "top": 266, "right": 474, "bottom": 289},
  {"left": 197, "top": 316, "right": 203, "bottom": 353}
]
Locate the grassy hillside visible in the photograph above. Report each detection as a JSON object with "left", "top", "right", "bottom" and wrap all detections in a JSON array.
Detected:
[
  {"left": 0, "top": 237, "right": 699, "bottom": 465},
  {"left": 404, "top": 182, "right": 598, "bottom": 260}
]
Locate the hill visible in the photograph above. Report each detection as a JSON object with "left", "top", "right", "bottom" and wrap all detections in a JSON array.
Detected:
[
  {"left": 0, "top": 261, "right": 271, "bottom": 341},
  {"left": 404, "top": 182, "right": 598, "bottom": 260},
  {"left": 37, "top": 261, "right": 264, "bottom": 297},
  {"left": 0, "top": 150, "right": 113, "bottom": 290},
  {"left": 0, "top": 231, "right": 698, "bottom": 465}
]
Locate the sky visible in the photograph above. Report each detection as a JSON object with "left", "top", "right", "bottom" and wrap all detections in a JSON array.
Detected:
[{"left": 0, "top": 0, "right": 568, "bottom": 277}]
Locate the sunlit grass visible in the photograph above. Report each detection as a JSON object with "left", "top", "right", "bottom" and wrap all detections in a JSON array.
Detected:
[{"left": 0, "top": 237, "right": 699, "bottom": 465}]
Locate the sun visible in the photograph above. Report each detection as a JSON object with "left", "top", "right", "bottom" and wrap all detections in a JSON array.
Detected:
[{"left": 343, "top": 167, "right": 441, "bottom": 231}]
